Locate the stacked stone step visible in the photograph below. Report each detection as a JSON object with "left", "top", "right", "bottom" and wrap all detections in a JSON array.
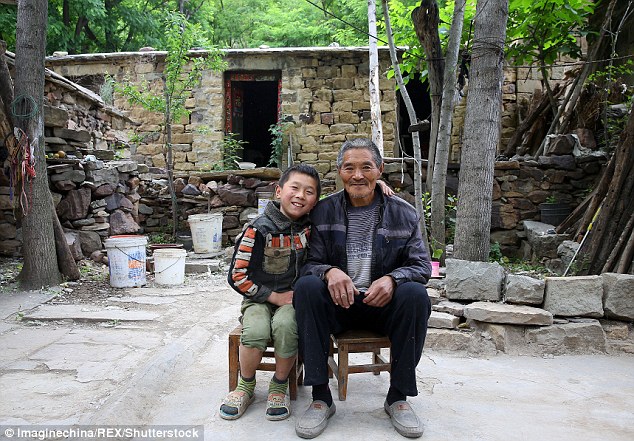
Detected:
[{"left": 424, "top": 259, "right": 634, "bottom": 356}]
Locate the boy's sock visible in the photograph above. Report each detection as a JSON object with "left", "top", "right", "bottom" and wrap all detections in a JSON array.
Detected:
[
  {"left": 386, "top": 386, "right": 406, "bottom": 406},
  {"left": 268, "top": 374, "right": 289, "bottom": 395},
  {"left": 267, "top": 375, "right": 290, "bottom": 417},
  {"left": 312, "top": 383, "right": 333, "bottom": 407},
  {"left": 236, "top": 374, "right": 256, "bottom": 398}
]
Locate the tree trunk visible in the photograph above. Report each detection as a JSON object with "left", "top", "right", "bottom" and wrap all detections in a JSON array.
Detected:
[
  {"left": 368, "top": 0, "right": 384, "bottom": 154},
  {"left": 431, "top": 0, "right": 465, "bottom": 264},
  {"left": 382, "top": 0, "right": 429, "bottom": 252},
  {"left": 52, "top": 205, "right": 81, "bottom": 280},
  {"left": 15, "top": 0, "right": 61, "bottom": 288},
  {"left": 164, "top": 84, "right": 178, "bottom": 238},
  {"left": 412, "top": 0, "right": 444, "bottom": 191},
  {"left": 453, "top": 0, "right": 509, "bottom": 261}
]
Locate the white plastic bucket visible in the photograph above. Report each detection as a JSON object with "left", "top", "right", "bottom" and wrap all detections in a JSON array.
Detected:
[
  {"left": 188, "top": 213, "right": 223, "bottom": 254},
  {"left": 257, "top": 191, "right": 274, "bottom": 215},
  {"left": 154, "top": 248, "right": 187, "bottom": 285},
  {"left": 104, "top": 235, "right": 148, "bottom": 288}
]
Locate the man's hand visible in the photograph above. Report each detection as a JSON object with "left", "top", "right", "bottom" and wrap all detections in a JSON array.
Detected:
[
  {"left": 325, "top": 268, "right": 358, "bottom": 309},
  {"left": 268, "top": 290, "right": 293, "bottom": 306},
  {"left": 363, "top": 276, "right": 395, "bottom": 307}
]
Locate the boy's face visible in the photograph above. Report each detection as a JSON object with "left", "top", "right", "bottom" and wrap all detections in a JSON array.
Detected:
[{"left": 276, "top": 172, "right": 319, "bottom": 221}]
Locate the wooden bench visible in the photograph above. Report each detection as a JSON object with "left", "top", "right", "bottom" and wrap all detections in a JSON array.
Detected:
[
  {"left": 327, "top": 329, "right": 391, "bottom": 401},
  {"left": 228, "top": 324, "right": 303, "bottom": 400}
]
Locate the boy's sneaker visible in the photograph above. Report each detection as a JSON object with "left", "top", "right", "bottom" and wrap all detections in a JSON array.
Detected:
[
  {"left": 219, "top": 390, "right": 255, "bottom": 420},
  {"left": 265, "top": 391, "right": 291, "bottom": 421}
]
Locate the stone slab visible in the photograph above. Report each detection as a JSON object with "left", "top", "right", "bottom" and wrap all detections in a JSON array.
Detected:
[
  {"left": 464, "top": 301, "right": 553, "bottom": 326},
  {"left": 108, "top": 296, "right": 178, "bottom": 305},
  {"left": 445, "top": 259, "right": 504, "bottom": 301},
  {"left": 526, "top": 320, "right": 607, "bottom": 355},
  {"left": 23, "top": 305, "right": 159, "bottom": 322},
  {"left": 424, "top": 328, "right": 473, "bottom": 351},
  {"left": 429, "top": 311, "right": 460, "bottom": 329},
  {"left": 602, "top": 273, "right": 634, "bottom": 321},
  {"left": 433, "top": 300, "right": 465, "bottom": 317},
  {"left": 0, "top": 290, "right": 58, "bottom": 320},
  {"left": 543, "top": 276, "right": 604, "bottom": 318}
]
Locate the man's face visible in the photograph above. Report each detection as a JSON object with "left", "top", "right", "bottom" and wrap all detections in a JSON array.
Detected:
[{"left": 338, "top": 148, "right": 383, "bottom": 207}]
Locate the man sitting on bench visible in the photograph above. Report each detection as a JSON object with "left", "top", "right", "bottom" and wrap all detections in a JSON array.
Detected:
[{"left": 293, "top": 138, "right": 432, "bottom": 439}]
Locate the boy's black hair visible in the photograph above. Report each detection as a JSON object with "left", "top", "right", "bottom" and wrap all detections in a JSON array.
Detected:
[{"left": 278, "top": 164, "right": 322, "bottom": 198}]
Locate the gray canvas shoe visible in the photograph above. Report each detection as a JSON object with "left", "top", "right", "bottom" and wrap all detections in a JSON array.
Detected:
[
  {"left": 384, "top": 400, "right": 424, "bottom": 438},
  {"left": 295, "top": 400, "right": 336, "bottom": 439}
]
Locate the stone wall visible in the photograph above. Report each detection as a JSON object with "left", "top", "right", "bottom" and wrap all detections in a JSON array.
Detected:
[
  {"left": 44, "top": 48, "right": 579, "bottom": 178},
  {"left": 45, "top": 48, "right": 400, "bottom": 182},
  {"left": 424, "top": 259, "right": 634, "bottom": 356}
]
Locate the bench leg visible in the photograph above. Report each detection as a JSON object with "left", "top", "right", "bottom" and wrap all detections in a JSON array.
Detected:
[
  {"left": 289, "top": 359, "right": 298, "bottom": 400},
  {"left": 228, "top": 333, "right": 240, "bottom": 391},
  {"left": 372, "top": 349, "right": 381, "bottom": 375},
  {"left": 337, "top": 343, "right": 349, "bottom": 401}
]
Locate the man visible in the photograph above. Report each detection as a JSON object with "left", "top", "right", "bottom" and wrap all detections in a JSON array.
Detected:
[{"left": 293, "top": 138, "right": 432, "bottom": 439}]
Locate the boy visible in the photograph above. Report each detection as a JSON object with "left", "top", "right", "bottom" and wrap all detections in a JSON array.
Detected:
[{"left": 221, "top": 164, "right": 321, "bottom": 421}]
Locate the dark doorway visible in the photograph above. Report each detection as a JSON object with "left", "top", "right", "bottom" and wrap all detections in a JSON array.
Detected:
[
  {"left": 225, "top": 72, "right": 281, "bottom": 167},
  {"left": 398, "top": 75, "right": 432, "bottom": 159}
]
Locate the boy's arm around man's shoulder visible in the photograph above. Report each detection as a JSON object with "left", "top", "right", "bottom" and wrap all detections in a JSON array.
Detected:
[{"left": 226, "top": 225, "right": 273, "bottom": 303}]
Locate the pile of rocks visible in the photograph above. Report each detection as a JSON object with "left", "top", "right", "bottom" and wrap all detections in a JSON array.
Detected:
[{"left": 425, "top": 259, "right": 634, "bottom": 356}]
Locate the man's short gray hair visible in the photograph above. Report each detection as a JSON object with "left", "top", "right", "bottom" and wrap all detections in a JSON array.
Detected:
[{"left": 336, "top": 138, "right": 383, "bottom": 169}]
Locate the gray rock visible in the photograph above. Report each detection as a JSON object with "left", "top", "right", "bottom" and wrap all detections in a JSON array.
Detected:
[
  {"left": 433, "top": 300, "right": 464, "bottom": 317},
  {"left": 64, "top": 231, "right": 83, "bottom": 261},
  {"left": 56, "top": 187, "right": 92, "bottom": 221},
  {"left": 526, "top": 321, "right": 606, "bottom": 354},
  {"left": 543, "top": 276, "right": 604, "bottom": 318},
  {"left": 78, "top": 230, "right": 103, "bottom": 257},
  {"left": 505, "top": 274, "right": 545, "bottom": 305},
  {"left": 86, "top": 167, "right": 120, "bottom": 187},
  {"left": 217, "top": 184, "right": 256, "bottom": 207},
  {"left": 523, "top": 220, "right": 569, "bottom": 259},
  {"left": 445, "top": 259, "right": 504, "bottom": 301},
  {"left": 464, "top": 301, "right": 553, "bottom": 326},
  {"left": 44, "top": 104, "right": 69, "bottom": 127},
  {"left": 602, "top": 273, "right": 634, "bottom": 321},
  {"left": 182, "top": 183, "right": 202, "bottom": 196},
  {"left": 429, "top": 311, "right": 460, "bottom": 329},
  {"left": 557, "top": 240, "right": 579, "bottom": 270},
  {"left": 72, "top": 218, "right": 96, "bottom": 227},
  {"left": 425, "top": 329, "right": 472, "bottom": 351},
  {"left": 111, "top": 160, "right": 138, "bottom": 173},
  {"left": 109, "top": 210, "right": 140, "bottom": 235},
  {"left": 54, "top": 180, "right": 77, "bottom": 191},
  {"left": 50, "top": 170, "right": 86, "bottom": 183},
  {"left": 0, "top": 222, "right": 17, "bottom": 239},
  {"left": 53, "top": 127, "right": 91, "bottom": 142},
  {"left": 93, "top": 183, "right": 116, "bottom": 198},
  {"left": 138, "top": 204, "right": 154, "bottom": 215}
]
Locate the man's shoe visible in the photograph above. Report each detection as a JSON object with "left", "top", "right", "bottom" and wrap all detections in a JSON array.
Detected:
[
  {"left": 384, "top": 400, "right": 424, "bottom": 438},
  {"left": 219, "top": 390, "right": 255, "bottom": 420},
  {"left": 295, "top": 400, "right": 336, "bottom": 439},
  {"left": 265, "top": 392, "right": 291, "bottom": 421}
]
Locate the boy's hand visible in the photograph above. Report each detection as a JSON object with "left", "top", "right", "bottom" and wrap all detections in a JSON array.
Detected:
[
  {"left": 325, "top": 268, "right": 358, "bottom": 309},
  {"left": 377, "top": 179, "right": 394, "bottom": 196},
  {"left": 363, "top": 275, "right": 395, "bottom": 307},
  {"left": 268, "top": 291, "right": 293, "bottom": 306}
]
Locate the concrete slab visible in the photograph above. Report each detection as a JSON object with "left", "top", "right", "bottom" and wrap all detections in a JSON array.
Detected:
[
  {"left": 0, "top": 290, "right": 57, "bottom": 319},
  {"left": 108, "top": 296, "right": 178, "bottom": 305},
  {"left": 22, "top": 305, "right": 160, "bottom": 322}
]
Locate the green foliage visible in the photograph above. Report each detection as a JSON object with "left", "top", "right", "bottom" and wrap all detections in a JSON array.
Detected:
[
  {"left": 221, "top": 133, "right": 248, "bottom": 170},
  {"left": 147, "top": 232, "right": 176, "bottom": 244},
  {"left": 489, "top": 242, "right": 508, "bottom": 264},
  {"left": 506, "top": 0, "right": 596, "bottom": 67},
  {"left": 268, "top": 121, "right": 292, "bottom": 167}
]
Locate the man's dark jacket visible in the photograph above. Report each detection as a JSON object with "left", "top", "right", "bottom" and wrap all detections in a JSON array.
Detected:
[{"left": 301, "top": 187, "right": 431, "bottom": 286}]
